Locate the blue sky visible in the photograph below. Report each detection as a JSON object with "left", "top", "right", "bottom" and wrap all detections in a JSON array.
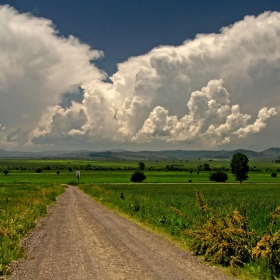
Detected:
[
  {"left": 0, "top": 1, "right": 280, "bottom": 151},
  {"left": 4, "top": 0, "right": 280, "bottom": 75}
]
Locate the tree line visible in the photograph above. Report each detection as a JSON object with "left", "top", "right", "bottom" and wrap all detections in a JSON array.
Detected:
[{"left": 131, "top": 153, "right": 253, "bottom": 183}]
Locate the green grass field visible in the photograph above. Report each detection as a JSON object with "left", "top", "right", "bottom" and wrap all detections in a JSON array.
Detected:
[
  {"left": 1, "top": 169, "right": 280, "bottom": 184},
  {"left": 79, "top": 183, "right": 280, "bottom": 236},
  {"left": 0, "top": 183, "right": 65, "bottom": 274},
  {"left": 0, "top": 157, "right": 279, "bottom": 168},
  {"left": 0, "top": 158, "right": 280, "bottom": 184},
  {"left": 79, "top": 183, "right": 280, "bottom": 279},
  {"left": 0, "top": 157, "right": 280, "bottom": 278}
]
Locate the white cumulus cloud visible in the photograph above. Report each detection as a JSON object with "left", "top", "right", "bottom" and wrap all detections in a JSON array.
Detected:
[
  {"left": 0, "top": 5, "right": 104, "bottom": 147},
  {"left": 132, "top": 80, "right": 277, "bottom": 146},
  {"left": 0, "top": 6, "right": 279, "bottom": 150},
  {"left": 234, "top": 107, "right": 278, "bottom": 138}
]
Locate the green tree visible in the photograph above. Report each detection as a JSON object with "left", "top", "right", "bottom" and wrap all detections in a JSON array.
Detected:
[
  {"left": 68, "top": 167, "right": 73, "bottom": 172},
  {"left": 130, "top": 171, "right": 146, "bottom": 182},
  {"left": 3, "top": 169, "right": 9, "bottom": 175},
  {"left": 138, "top": 161, "right": 145, "bottom": 171},
  {"left": 209, "top": 171, "right": 228, "bottom": 182},
  {"left": 203, "top": 163, "right": 211, "bottom": 171},
  {"left": 230, "top": 152, "right": 249, "bottom": 183},
  {"left": 57, "top": 171, "right": 60, "bottom": 175},
  {"left": 35, "top": 167, "right": 43, "bottom": 173}
]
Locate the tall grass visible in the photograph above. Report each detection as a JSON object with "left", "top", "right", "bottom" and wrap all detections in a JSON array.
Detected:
[
  {"left": 79, "top": 183, "right": 280, "bottom": 234},
  {"left": 79, "top": 183, "right": 280, "bottom": 279},
  {"left": 0, "top": 184, "right": 65, "bottom": 274}
]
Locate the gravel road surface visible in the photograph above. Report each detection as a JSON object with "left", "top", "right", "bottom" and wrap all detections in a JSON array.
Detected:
[{"left": 8, "top": 186, "right": 233, "bottom": 280}]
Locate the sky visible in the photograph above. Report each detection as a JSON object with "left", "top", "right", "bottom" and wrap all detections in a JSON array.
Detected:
[{"left": 1, "top": 0, "right": 280, "bottom": 152}]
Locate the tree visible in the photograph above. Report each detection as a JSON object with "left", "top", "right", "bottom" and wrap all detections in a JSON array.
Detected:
[
  {"left": 35, "top": 167, "right": 43, "bottom": 173},
  {"left": 68, "top": 167, "right": 73, "bottom": 172},
  {"left": 230, "top": 152, "right": 249, "bottom": 183},
  {"left": 271, "top": 172, "right": 277, "bottom": 178},
  {"left": 138, "top": 161, "right": 145, "bottom": 171},
  {"left": 57, "top": 171, "right": 60, "bottom": 175},
  {"left": 130, "top": 171, "right": 146, "bottom": 182},
  {"left": 203, "top": 163, "right": 211, "bottom": 171},
  {"left": 209, "top": 171, "right": 228, "bottom": 182},
  {"left": 3, "top": 169, "right": 9, "bottom": 175}
]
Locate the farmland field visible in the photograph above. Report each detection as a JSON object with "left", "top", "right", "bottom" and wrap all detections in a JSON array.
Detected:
[
  {"left": 0, "top": 158, "right": 280, "bottom": 183},
  {"left": 0, "top": 157, "right": 280, "bottom": 278},
  {"left": 0, "top": 157, "right": 279, "bottom": 169},
  {"left": 2, "top": 169, "right": 280, "bottom": 184},
  {"left": 79, "top": 183, "right": 280, "bottom": 237},
  {"left": 79, "top": 183, "right": 280, "bottom": 279}
]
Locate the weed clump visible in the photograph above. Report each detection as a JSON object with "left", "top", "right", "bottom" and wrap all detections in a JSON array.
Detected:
[
  {"left": 252, "top": 206, "right": 280, "bottom": 278},
  {"left": 173, "top": 190, "right": 280, "bottom": 278},
  {"left": 184, "top": 190, "right": 258, "bottom": 275}
]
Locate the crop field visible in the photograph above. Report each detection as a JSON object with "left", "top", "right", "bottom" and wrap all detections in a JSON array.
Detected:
[
  {"left": 0, "top": 157, "right": 279, "bottom": 169},
  {"left": 2, "top": 169, "right": 280, "bottom": 184},
  {"left": 0, "top": 158, "right": 280, "bottom": 184},
  {"left": 0, "top": 184, "right": 65, "bottom": 274}
]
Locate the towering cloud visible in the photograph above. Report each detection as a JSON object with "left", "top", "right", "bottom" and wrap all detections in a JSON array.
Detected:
[
  {"left": 0, "top": 5, "right": 104, "bottom": 147},
  {"left": 0, "top": 6, "right": 279, "bottom": 150}
]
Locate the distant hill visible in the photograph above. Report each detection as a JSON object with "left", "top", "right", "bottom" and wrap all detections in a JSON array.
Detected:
[
  {"left": 88, "top": 148, "right": 280, "bottom": 160},
  {"left": 0, "top": 149, "right": 78, "bottom": 158},
  {"left": 259, "top": 147, "right": 280, "bottom": 158},
  {"left": 0, "top": 149, "right": 37, "bottom": 157},
  {"left": 0, "top": 147, "right": 280, "bottom": 160}
]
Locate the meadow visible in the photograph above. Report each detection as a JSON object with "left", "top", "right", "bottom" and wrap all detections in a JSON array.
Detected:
[
  {"left": 79, "top": 183, "right": 280, "bottom": 279},
  {"left": 0, "top": 157, "right": 280, "bottom": 278},
  {"left": 0, "top": 158, "right": 280, "bottom": 184},
  {"left": 79, "top": 183, "right": 280, "bottom": 237},
  {"left": 0, "top": 157, "right": 279, "bottom": 169}
]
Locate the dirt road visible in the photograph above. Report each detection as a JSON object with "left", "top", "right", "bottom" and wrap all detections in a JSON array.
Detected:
[{"left": 9, "top": 186, "right": 233, "bottom": 280}]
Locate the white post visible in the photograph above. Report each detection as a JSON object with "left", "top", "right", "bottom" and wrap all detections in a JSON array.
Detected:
[{"left": 76, "top": 170, "right": 80, "bottom": 183}]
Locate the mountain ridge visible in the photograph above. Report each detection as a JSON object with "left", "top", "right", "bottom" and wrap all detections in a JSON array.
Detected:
[{"left": 0, "top": 148, "right": 279, "bottom": 159}]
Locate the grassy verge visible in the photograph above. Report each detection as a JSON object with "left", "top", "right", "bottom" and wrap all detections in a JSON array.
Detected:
[
  {"left": 0, "top": 184, "right": 65, "bottom": 274},
  {"left": 79, "top": 183, "right": 280, "bottom": 279}
]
